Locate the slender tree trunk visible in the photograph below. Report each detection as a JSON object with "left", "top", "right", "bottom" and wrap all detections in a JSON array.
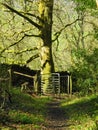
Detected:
[{"left": 38, "top": 0, "right": 54, "bottom": 93}]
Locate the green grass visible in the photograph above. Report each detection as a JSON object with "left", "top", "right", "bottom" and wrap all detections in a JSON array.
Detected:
[
  {"left": 1, "top": 87, "right": 98, "bottom": 130},
  {"left": 0, "top": 88, "right": 51, "bottom": 129},
  {"left": 61, "top": 94, "right": 98, "bottom": 130},
  {"left": 10, "top": 88, "right": 50, "bottom": 114}
]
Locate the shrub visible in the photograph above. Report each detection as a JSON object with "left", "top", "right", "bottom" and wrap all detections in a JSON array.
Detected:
[{"left": 71, "top": 48, "right": 98, "bottom": 96}]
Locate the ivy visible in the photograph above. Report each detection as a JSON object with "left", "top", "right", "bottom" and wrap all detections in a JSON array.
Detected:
[{"left": 74, "top": 0, "right": 97, "bottom": 11}]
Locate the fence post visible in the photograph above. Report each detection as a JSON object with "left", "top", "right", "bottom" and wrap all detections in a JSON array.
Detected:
[
  {"left": 69, "top": 75, "right": 72, "bottom": 97},
  {"left": 67, "top": 75, "right": 70, "bottom": 95},
  {"left": 8, "top": 69, "right": 12, "bottom": 89}
]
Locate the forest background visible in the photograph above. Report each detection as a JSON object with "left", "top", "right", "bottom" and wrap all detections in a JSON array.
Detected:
[{"left": 0, "top": 0, "right": 98, "bottom": 94}]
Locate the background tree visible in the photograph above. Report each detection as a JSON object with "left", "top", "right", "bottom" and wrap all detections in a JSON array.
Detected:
[{"left": 69, "top": 0, "right": 98, "bottom": 94}]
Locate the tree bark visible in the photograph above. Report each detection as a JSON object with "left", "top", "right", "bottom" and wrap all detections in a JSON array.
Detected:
[{"left": 38, "top": 0, "right": 54, "bottom": 93}]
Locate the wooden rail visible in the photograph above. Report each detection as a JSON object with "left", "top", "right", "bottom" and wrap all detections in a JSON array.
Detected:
[
  {"left": 13, "top": 71, "right": 35, "bottom": 79},
  {"left": 0, "top": 78, "right": 9, "bottom": 81}
]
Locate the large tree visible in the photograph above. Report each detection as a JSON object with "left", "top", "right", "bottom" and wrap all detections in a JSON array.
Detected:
[
  {"left": 38, "top": 0, "right": 55, "bottom": 93},
  {"left": 2, "top": 0, "right": 54, "bottom": 93}
]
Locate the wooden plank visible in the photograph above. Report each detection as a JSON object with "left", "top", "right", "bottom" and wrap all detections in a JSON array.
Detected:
[
  {"left": 0, "top": 78, "right": 9, "bottom": 81},
  {"left": 13, "top": 71, "right": 35, "bottom": 79}
]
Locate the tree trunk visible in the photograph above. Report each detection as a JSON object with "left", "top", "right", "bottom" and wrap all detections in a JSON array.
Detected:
[{"left": 38, "top": 0, "right": 54, "bottom": 93}]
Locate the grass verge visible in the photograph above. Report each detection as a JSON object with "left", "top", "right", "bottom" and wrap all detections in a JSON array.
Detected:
[
  {"left": 61, "top": 94, "right": 98, "bottom": 130},
  {"left": 0, "top": 88, "right": 51, "bottom": 129}
]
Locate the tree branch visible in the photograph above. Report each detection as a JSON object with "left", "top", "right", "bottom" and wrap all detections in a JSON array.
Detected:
[
  {"left": 52, "top": 18, "right": 81, "bottom": 42},
  {"left": 0, "top": 32, "right": 40, "bottom": 54},
  {"left": 15, "top": 47, "right": 38, "bottom": 55},
  {"left": 24, "top": 13, "right": 44, "bottom": 23},
  {"left": 2, "top": 3, "right": 42, "bottom": 29},
  {"left": 0, "top": 35, "right": 25, "bottom": 54},
  {"left": 26, "top": 54, "right": 39, "bottom": 64},
  {"left": 24, "top": 33, "right": 40, "bottom": 37}
]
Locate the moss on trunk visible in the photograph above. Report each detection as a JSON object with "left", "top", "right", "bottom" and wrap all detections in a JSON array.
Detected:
[{"left": 38, "top": 0, "right": 54, "bottom": 93}]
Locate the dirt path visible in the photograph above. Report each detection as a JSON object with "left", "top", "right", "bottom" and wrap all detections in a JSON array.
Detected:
[{"left": 43, "top": 98, "right": 70, "bottom": 130}]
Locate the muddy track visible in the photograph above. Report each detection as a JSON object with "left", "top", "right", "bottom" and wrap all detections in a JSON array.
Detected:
[{"left": 44, "top": 99, "right": 70, "bottom": 130}]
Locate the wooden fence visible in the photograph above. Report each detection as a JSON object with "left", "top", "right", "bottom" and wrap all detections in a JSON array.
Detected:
[{"left": 7, "top": 69, "right": 72, "bottom": 96}]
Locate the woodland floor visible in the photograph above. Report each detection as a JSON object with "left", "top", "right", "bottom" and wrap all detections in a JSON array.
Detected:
[
  {"left": 0, "top": 98, "right": 70, "bottom": 130},
  {"left": 0, "top": 94, "right": 70, "bottom": 130},
  {"left": 43, "top": 98, "right": 70, "bottom": 130},
  {"left": 1, "top": 94, "right": 98, "bottom": 130}
]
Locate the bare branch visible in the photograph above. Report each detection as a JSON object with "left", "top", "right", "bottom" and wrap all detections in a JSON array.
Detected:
[
  {"left": 52, "top": 18, "right": 81, "bottom": 42},
  {"left": 24, "top": 33, "right": 40, "bottom": 37},
  {"left": 24, "top": 13, "right": 44, "bottom": 23},
  {"left": 15, "top": 47, "right": 38, "bottom": 55},
  {"left": 2, "top": 3, "right": 42, "bottom": 29},
  {"left": 0, "top": 32, "right": 40, "bottom": 54},
  {"left": 26, "top": 54, "right": 39, "bottom": 64},
  {"left": 0, "top": 35, "right": 25, "bottom": 54}
]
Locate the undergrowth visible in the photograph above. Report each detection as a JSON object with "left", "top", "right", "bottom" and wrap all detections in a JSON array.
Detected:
[
  {"left": 0, "top": 88, "right": 51, "bottom": 129},
  {"left": 1, "top": 87, "right": 98, "bottom": 130}
]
